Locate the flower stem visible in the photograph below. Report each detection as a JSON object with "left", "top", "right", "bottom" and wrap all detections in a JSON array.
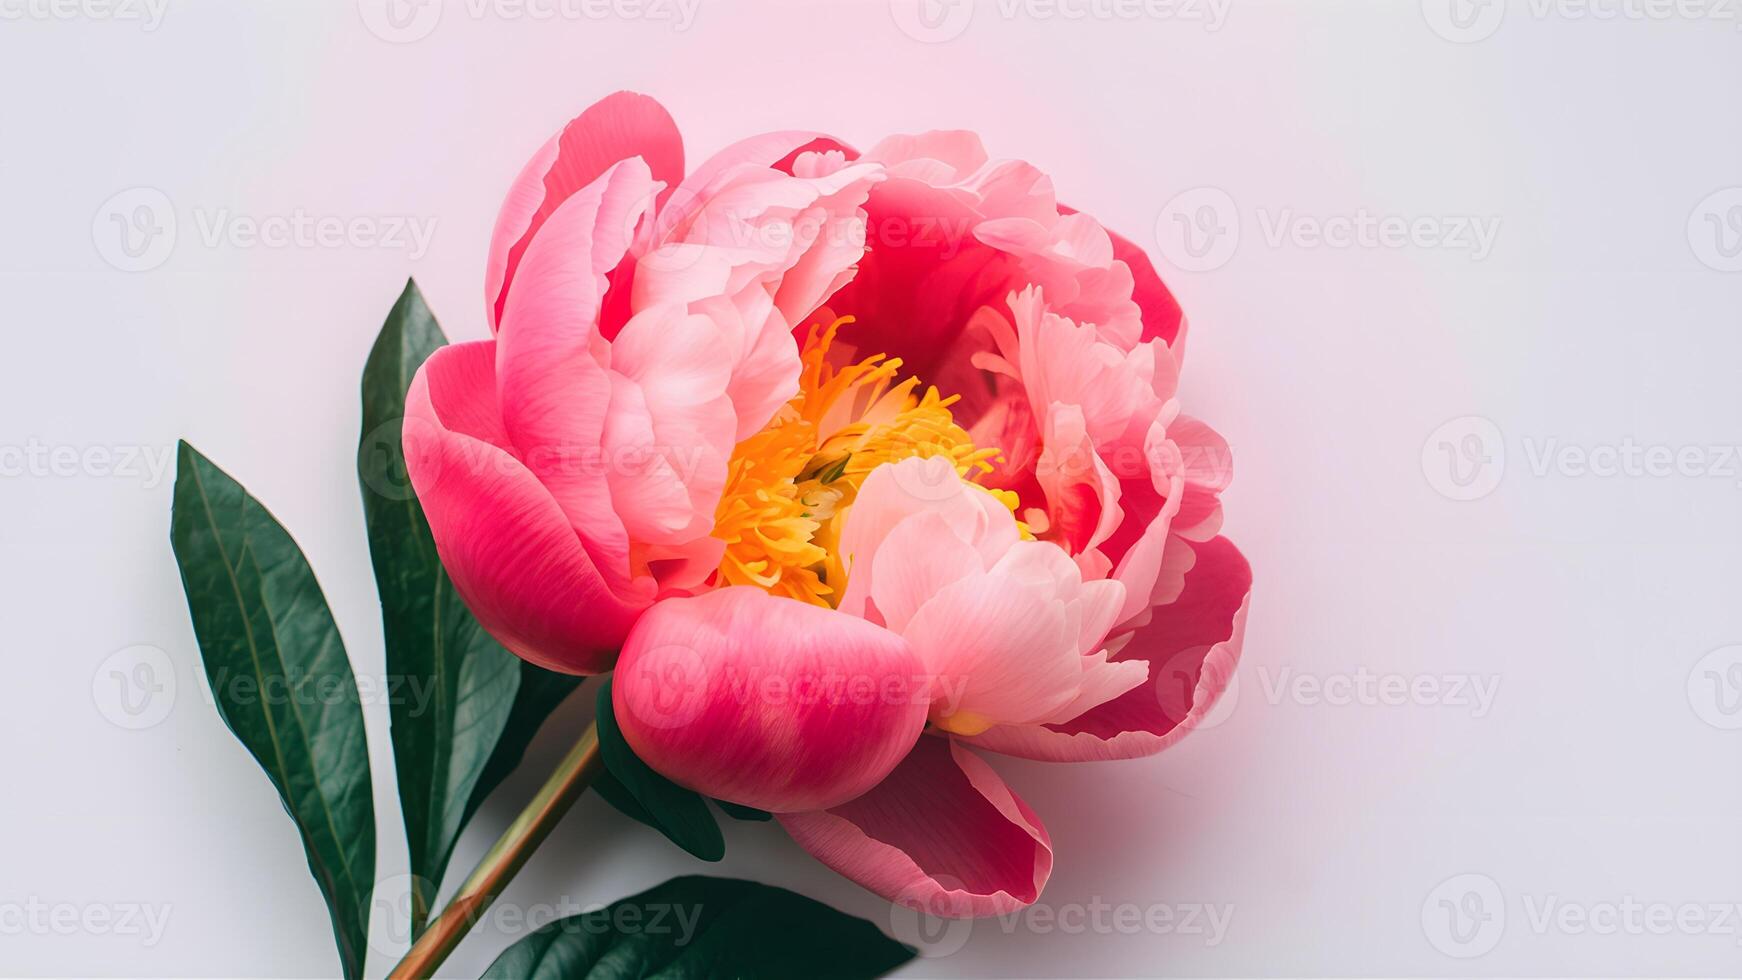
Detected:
[{"left": 387, "top": 721, "right": 604, "bottom": 979}]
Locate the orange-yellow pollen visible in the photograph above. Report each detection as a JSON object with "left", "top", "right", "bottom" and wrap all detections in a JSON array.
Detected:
[{"left": 711, "top": 316, "right": 1010, "bottom": 607}]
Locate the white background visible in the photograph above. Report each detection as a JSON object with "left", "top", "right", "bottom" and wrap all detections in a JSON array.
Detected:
[{"left": 3, "top": 0, "right": 1741, "bottom": 976}]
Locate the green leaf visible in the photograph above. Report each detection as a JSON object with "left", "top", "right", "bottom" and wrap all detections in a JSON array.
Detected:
[
  {"left": 714, "top": 800, "right": 772, "bottom": 822},
  {"left": 170, "top": 441, "right": 375, "bottom": 980},
  {"left": 358, "top": 279, "right": 581, "bottom": 933},
  {"left": 480, "top": 875, "right": 915, "bottom": 979},
  {"left": 594, "top": 679, "right": 724, "bottom": 862}
]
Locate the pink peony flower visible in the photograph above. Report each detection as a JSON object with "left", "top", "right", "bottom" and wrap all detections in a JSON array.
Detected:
[{"left": 405, "top": 92, "right": 1251, "bottom": 919}]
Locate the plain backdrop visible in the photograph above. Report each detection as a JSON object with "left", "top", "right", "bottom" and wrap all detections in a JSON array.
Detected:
[{"left": 3, "top": 0, "right": 1740, "bottom": 976}]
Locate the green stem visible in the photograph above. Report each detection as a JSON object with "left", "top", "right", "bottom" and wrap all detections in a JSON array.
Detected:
[{"left": 387, "top": 721, "right": 603, "bottom": 979}]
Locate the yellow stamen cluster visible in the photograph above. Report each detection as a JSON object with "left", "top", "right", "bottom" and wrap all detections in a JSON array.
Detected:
[{"left": 711, "top": 317, "right": 1004, "bottom": 607}]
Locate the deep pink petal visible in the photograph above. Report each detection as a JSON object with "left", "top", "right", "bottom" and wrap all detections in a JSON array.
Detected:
[
  {"left": 403, "top": 340, "right": 642, "bottom": 675},
  {"left": 487, "top": 92, "right": 683, "bottom": 329},
  {"left": 963, "top": 536, "right": 1251, "bottom": 762},
  {"left": 613, "top": 587, "right": 929, "bottom": 813},
  {"left": 779, "top": 737, "right": 1052, "bottom": 918}
]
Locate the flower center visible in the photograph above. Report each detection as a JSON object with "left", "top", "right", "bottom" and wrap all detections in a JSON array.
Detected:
[{"left": 711, "top": 316, "right": 1011, "bottom": 607}]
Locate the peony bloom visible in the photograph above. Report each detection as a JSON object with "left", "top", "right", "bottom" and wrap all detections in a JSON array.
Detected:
[{"left": 405, "top": 92, "right": 1251, "bottom": 919}]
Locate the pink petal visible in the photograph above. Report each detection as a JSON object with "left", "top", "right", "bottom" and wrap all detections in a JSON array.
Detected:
[
  {"left": 779, "top": 736, "right": 1052, "bottom": 918},
  {"left": 963, "top": 536, "right": 1252, "bottom": 762},
  {"left": 836, "top": 458, "right": 1021, "bottom": 621},
  {"left": 601, "top": 302, "right": 737, "bottom": 547},
  {"left": 612, "top": 587, "right": 929, "bottom": 813},
  {"left": 495, "top": 159, "right": 660, "bottom": 599},
  {"left": 403, "top": 340, "right": 643, "bottom": 675},
  {"left": 487, "top": 91, "right": 684, "bottom": 329}
]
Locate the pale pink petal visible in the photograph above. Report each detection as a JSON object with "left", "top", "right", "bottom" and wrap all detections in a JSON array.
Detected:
[
  {"left": 836, "top": 458, "right": 1022, "bottom": 620},
  {"left": 964, "top": 537, "right": 1251, "bottom": 762},
  {"left": 778, "top": 737, "right": 1051, "bottom": 919},
  {"left": 612, "top": 587, "right": 928, "bottom": 813},
  {"left": 404, "top": 340, "right": 642, "bottom": 675},
  {"left": 867, "top": 512, "right": 986, "bottom": 634},
  {"left": 903, "top": 569, "right": 1078, "bottom": 732},
  {"left": 601, "top": 302, "right": 736, "bottom": 547},
  {"left": 487, "top": 92, "right": 683, "bottom": 328}
]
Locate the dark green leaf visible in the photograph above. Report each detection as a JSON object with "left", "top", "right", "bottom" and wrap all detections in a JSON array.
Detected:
[
  {"left": 358, "top": 279, "right": 581, "bottom": 933},
  {"left": 170, "top": 442, "right": 375, "bottom": 980},
  {"left": 594, "top": 679, "right": 724, "bottom": 862},
  {"left": 713, "top": 800, "right": 772, "bottom": 822},
  {"left": 480, "top": 875, "right": 915, "bottom": 979}
]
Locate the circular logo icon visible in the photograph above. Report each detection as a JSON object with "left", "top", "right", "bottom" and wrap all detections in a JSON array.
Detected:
[
  {"left": 1688, "top": 644, "right": 1742, "bottom": 730},
  {"left": 360, "top": 416, "right": 437, "bottom": 502},
  {"left": 368, "top": 872, "right": 435, "bottom": 957},
  {"left": 1687, "top": 187, "right": 1742, "bottom": 273},
  {"left": 889, "top": 0, "right": 973, "bottom": 43},
  {"left": 887, "top": 877, "right": 975, "bottom": 957},
  {"left": 1154, "top": 187, "right": 1240, "bottom": 273},
  {"left": 93, "top": 644, "right": 177, "bottom": 730},
  {"left": 93, "top": 187, "right": 176, "bottom": 272},
  {"left": 622, "top": 644, "right": 709, "bottom": 730},
  {"left": 1155, "top": 646, "right": 1240, "bottom": 732},
  {"left": 1421, "top": 872, "right": 1505, "bottom": 958},
  {"left": 1420, "top": 0, "right": 1506, "bottom": 43},
  {"left": 358, "top": 0, "right": 442, "bottom": 43},
  {"left": 1421, "top": 416, "right": 1505, "bottom": 501}
]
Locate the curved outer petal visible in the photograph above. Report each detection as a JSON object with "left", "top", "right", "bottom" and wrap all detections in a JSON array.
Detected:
[
  {"left": 403, "top": 340, "right": 642, "bottom": 675},
  {"left": 495, "top": 158, "right": 660, "bottom": 601},
  {"left": 778, "top": 736, "right": 1052, "bottom": 919},
  {"left": 962, "top": 536, "right": 1252, "bottom": 762},
  {"left": 612, "top": 587, "right": 929, "bottom": 813},
  {"left": 487, "top": 91, "right": 684, "bottom": 329}
]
